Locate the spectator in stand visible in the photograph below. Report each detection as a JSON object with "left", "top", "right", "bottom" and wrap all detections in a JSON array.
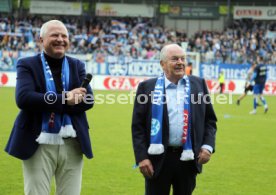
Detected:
[{"left": 1, "top": 16, "right": 276, "bottom": 63}]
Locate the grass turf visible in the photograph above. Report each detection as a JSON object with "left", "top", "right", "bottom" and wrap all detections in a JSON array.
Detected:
[{"left": 0, "top": 87, "right": 275, "bottom": 195}]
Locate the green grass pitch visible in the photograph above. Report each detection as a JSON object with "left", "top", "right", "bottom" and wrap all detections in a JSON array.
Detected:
[{"left": 0, "top": 87, "right": 275, "bottom": 195}]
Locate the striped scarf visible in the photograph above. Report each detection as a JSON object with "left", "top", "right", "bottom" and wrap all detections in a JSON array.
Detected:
[
  {"left": 148, "top": 75, "right": 194, "bottom": 161},
  {"left": 36, "top": 52, "right": 76, "bottom": 145}
]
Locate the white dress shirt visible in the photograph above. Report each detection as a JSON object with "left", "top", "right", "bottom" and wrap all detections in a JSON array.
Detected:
[{"left": 164, "top": 76, "right": 213, "bottom": 153}]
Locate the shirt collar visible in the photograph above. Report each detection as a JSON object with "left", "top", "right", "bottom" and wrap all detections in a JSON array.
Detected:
[{"left": 164, "top": 75, "right": 186, "bottom": 89}]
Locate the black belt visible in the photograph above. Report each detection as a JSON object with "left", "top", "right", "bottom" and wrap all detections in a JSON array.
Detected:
[{"left": 167, "top": 146, "right": 183, "bottom": 153}]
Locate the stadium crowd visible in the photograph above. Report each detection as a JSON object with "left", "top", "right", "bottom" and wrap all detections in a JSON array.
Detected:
[{"left": 1, "top": 15, "right": 276, "bottom": 65}]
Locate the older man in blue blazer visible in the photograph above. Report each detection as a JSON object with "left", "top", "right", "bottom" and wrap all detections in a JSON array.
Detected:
[{"left": 5, "top": 20, "right": 94, "bottom": 195}]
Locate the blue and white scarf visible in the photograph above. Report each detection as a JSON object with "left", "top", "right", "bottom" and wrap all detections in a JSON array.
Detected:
[
  {"left": 36, "top": 52, "right": 76, "bottom": 145},
  {"left": 148, "top": 74, "right": 194, "bottom": 161}
]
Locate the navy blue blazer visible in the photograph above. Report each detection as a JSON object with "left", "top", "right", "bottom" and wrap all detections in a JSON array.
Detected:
[
  {"left": 131, "top": 76, "right": 217, "bottom": 176},
  {"left": 5, "top": 54, "right": 94, "bottom": 160}
]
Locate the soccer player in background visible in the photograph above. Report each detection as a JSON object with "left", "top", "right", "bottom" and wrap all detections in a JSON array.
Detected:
[
  {"left": 249, "top": 56, "right": 268, "bottom": 114},
  {"left": 237, "top": 62, "right": 257, "bottom": 105}
]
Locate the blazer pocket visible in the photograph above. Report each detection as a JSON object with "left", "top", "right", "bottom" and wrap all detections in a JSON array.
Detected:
[{"left": 14, "top": 111, "right": 29, "bottom": 128}]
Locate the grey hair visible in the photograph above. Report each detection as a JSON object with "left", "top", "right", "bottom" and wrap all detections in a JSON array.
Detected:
[
  {"left": 39, "top": 20, "right": 68, "bottom": 38},
  {"left": 160, "top": 44, "right": 183, "bottom": 62}
]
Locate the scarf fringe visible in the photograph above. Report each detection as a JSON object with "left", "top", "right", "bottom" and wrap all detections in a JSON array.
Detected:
[
  {"left": 180, "top": 149, "right": 195, "bottom": 161},
  {"left": 148, "top": 144, "right": 164, "bottom": 155},
  {"left": 59, "top": 124, "right": 77, "bottom": 138},
  {"left": 36, "top": 132, "right": 64, "bottom": 145}
]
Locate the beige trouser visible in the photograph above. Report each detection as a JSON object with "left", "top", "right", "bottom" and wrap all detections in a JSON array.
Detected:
[{"left": 23, "top": 138, "right": 83, "bottom": 195}]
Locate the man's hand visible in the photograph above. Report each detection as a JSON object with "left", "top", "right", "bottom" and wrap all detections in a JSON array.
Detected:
[
  {"left": 66, "top": 88, "right": 87, "bottom": 105},
  {"left": 139, "top": 159, "right": 154, "bottom": 178},
  {"left": 197, "top": 148, "right": 211, "bottom": 164}
]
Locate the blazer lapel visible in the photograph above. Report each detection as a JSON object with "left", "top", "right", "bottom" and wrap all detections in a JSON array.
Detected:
[
  {"left": 163, "top": 99, "right": 169, "bottom": 146},
  {"left": 190, "top": 77, "right": 197, "bottom": 126},
  {"left": 189, "top": 78, "right": 196, "bottom": 140},
  {"left": 37, "top": 54, "right": 47, "bottom": 92},
  {"left": 68, "top": 58, "right": 74, "bottom": 90},
  {"left": 162, "top": 84, "right": 170, "bottom": 146}
]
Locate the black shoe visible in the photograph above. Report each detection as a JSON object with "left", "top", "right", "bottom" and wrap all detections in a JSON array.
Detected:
[
  {"left": 264, "top": 107, "right": 268, "bottom": 113},
  {"left": 256, "top": 103, "right": 261, "bottom": 107},
  {"left": 237, "top": 100, "right": 240, "bottom": 105}
]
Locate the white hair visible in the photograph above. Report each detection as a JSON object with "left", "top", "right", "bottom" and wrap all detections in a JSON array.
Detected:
[
  {"left": 159, "top": 44, "right": 183, "bottom": 62},
  {"left": 39, "top": 20, "right": 68, "bottom": 38}
]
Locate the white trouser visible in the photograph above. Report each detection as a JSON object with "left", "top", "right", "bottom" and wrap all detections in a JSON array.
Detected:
[{"left": 23, "top": 138, "right": 83, "bottom": 195}]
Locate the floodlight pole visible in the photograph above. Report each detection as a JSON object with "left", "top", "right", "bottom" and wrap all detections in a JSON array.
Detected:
[
  {"left": 227, "top": 0, "right": 231, "bottom": 19},
  {"left": 156, "top": 0, "right": 161, "bottom": 25}
]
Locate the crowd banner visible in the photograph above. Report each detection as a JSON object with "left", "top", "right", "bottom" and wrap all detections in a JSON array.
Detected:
[
  {"left": 0, "top": 52, "right": 198, "bottom": 76},
  {"left": 30, "top": 1, "right": 82, "bottom": 15},
  {"left": 95, "top": 3, "right": 154, "bottom": 17},
  {"left": 233, "top": 6, "right": 276, "bottom": 20},
  {"left": 1, "top": 54, "right": 276, "bottom": 95},
  {"left": 86, "top": 59, "right": 162, "bottom": 77},
  {"left": 200, "top": 63, "right": 276, "bottom": 81}
]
